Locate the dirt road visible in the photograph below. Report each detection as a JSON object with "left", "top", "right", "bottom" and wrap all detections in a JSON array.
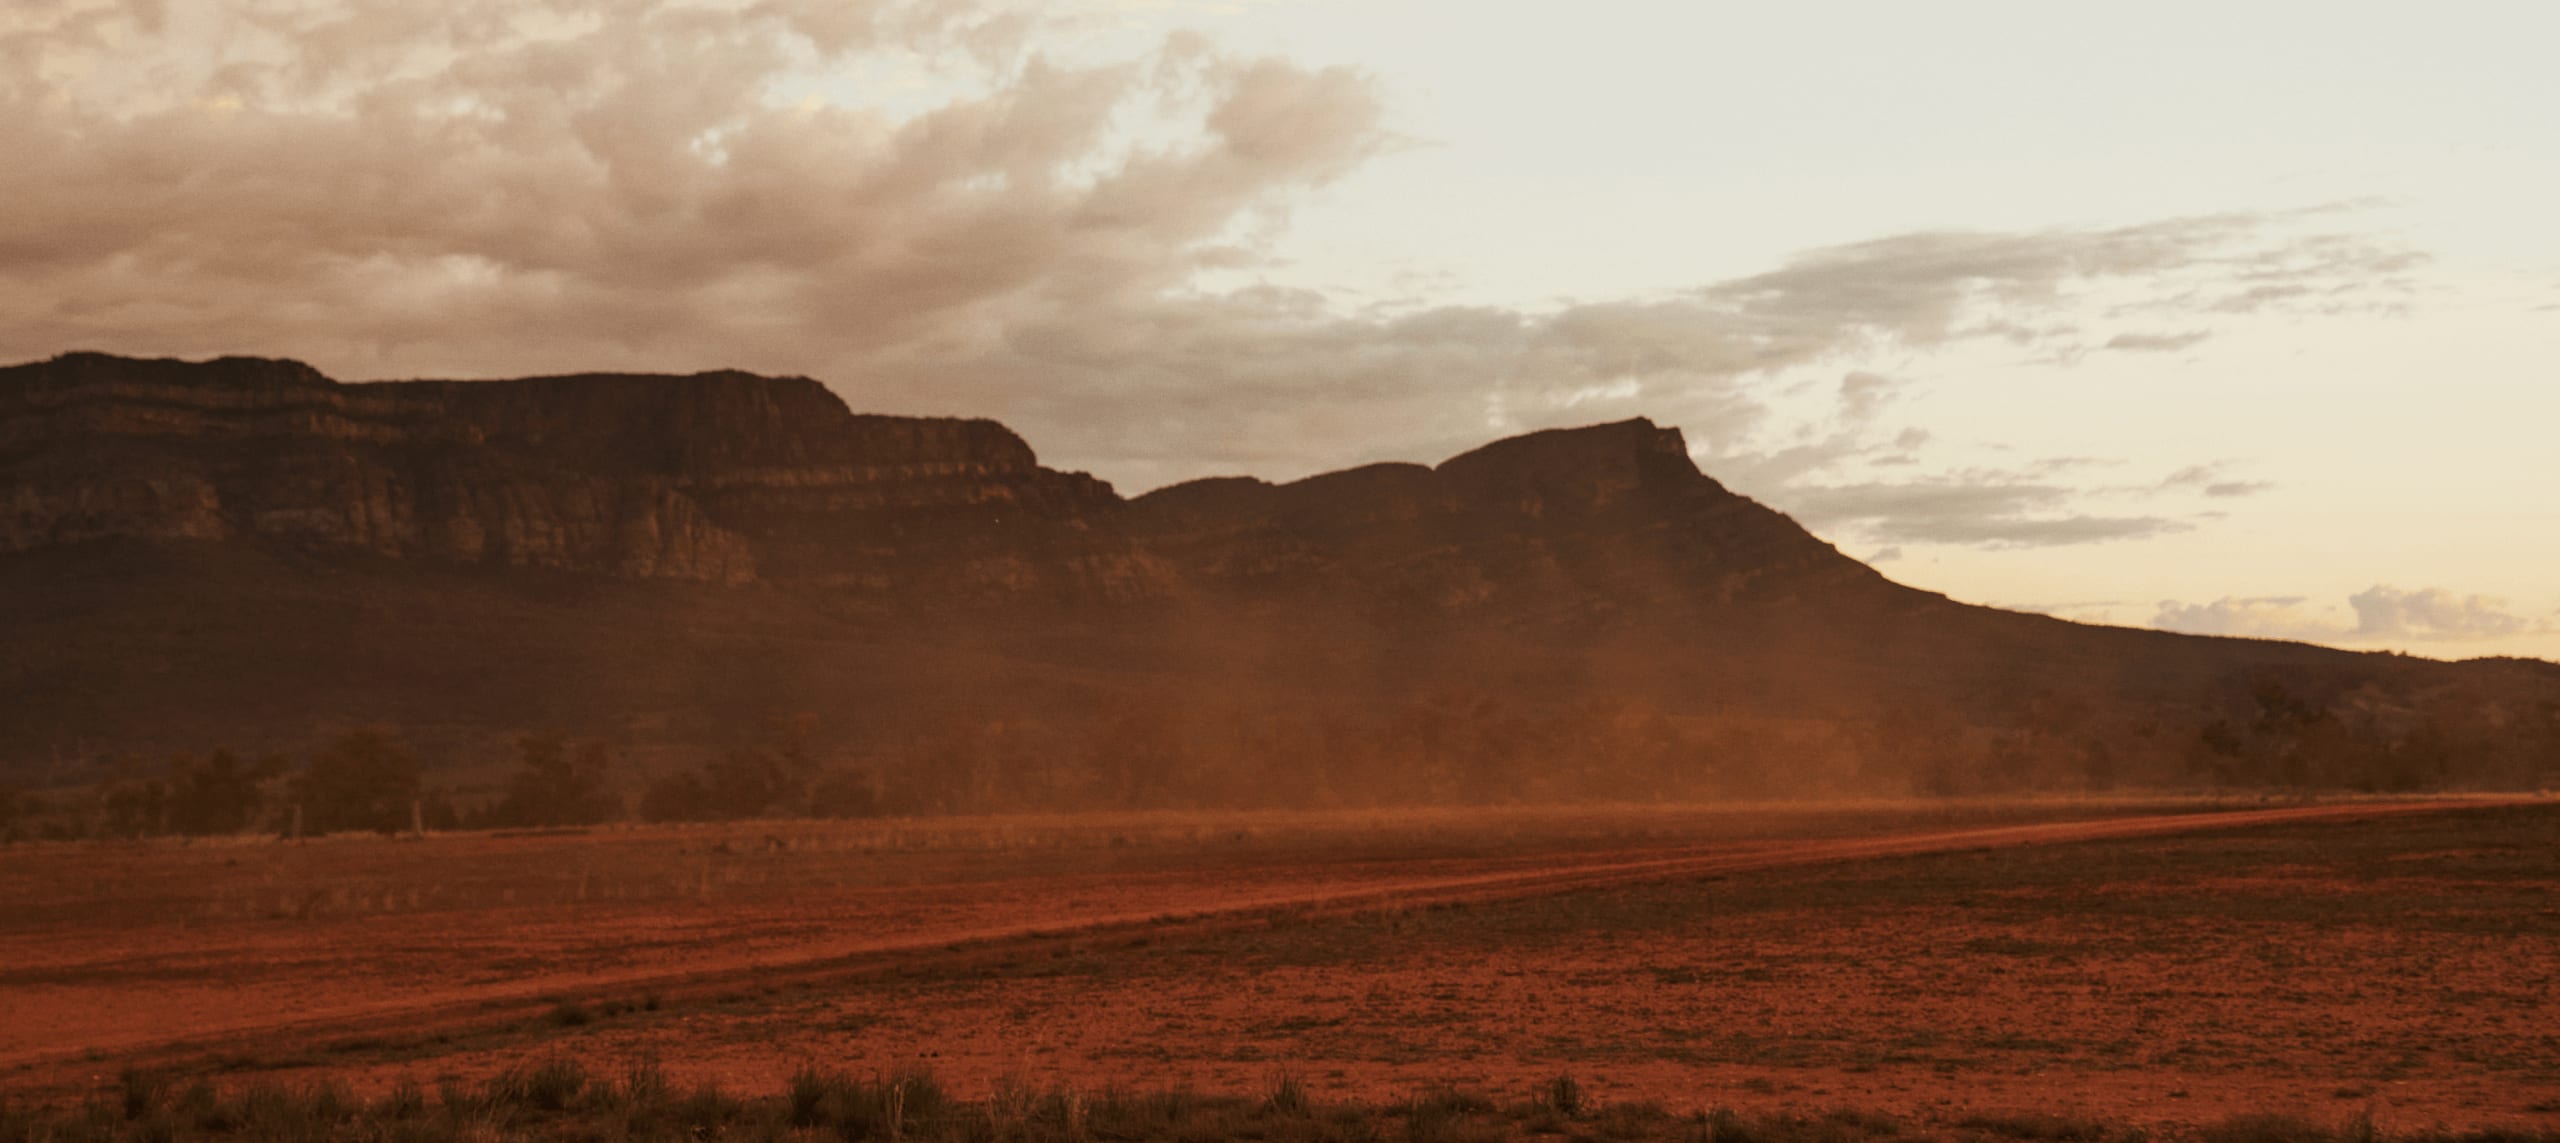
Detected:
[{"left": 0, "top": 796, "right": 2523, "bottom": 1091}]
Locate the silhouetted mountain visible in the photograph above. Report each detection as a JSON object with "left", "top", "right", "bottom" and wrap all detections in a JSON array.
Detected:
[{"left": 4, "top": 353, "right": 2554, "bottom": 804}]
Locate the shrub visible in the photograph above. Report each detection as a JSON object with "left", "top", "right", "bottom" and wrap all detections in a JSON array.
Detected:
[
  {"left": 1955, "top": 1112, "right": 2132, "bottom": 1142},
  {"left": 117, "top": 1069, "right": 166, "bottom": 1120},
  {"left": 2204, "top": 1115, "right": 2345, "bottom": 1143},
  {"left": 1265, "top": 1070, "right": 1312, "bottom": 1117},
  {"left": 1536, "top": 1074, "right": 1585, "bottom": 1119},
  {"left": 375, "top": 1078, "right": 427, "bottom": 1121},
  {"left": 486, "top": 1057, "right": 588, "bottom": 1115}
]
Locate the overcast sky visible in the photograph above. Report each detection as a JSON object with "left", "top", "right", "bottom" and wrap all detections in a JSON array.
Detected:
[{"left": 4, "top": 0, "right": 2554, "bottom": 660}]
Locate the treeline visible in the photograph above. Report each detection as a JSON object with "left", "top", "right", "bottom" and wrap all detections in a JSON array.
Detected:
[
  {"left": 1, "top": 699, "right": 1805, "bottom": 840},
  {"left": 626, "top": 680, "right": 2553, "bottom": 814},
  {"left": 4, "top": 678, "right": 2552, "bottom": 841},
  {"left": 1862, "top": 673, "right": 2560, "bottom": 796},
  {"left": 0, "top": 729, "right": 614, "bottom": 843},
  {"left": 630, "top": 698, "right": 1729, "bottom": 821},
  {"left": 2186, "top": 675, "right": 2560, "bottom": 792}
]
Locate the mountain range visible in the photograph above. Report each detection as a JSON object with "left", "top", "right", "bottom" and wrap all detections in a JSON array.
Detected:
[{"left": 4, "top": 352, "right": 2553, "bottom": 803}]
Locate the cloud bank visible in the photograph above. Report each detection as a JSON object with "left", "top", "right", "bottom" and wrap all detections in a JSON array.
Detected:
[
  {"left": 2154, "top": 586, "right": 2542, "bottom": 644},
  {"left": 0, "top": 0, "right": 2426, "bottom": 549}
]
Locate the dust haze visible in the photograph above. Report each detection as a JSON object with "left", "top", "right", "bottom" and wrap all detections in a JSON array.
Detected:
[{"left": 7, "top": 4, "right": 2560, "bottom": 1139}]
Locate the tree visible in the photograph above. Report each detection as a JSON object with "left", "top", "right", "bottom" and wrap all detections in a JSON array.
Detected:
[
  {"left": 630, "top": 717, "right": 845, "bottom": 823},
  {"left": 638, "top": 769, "right": 710, "bottom": 824},
  {"left": 99, "top": 757, "right": 169, "bottom": 838},
  {"left": 0, "top": 785, "right": 22, "bottom": 842},
  {"left": 298, "top": 729, "right": 422, "bottom": 835},
  {"left": 168, "top": 749, "right": 285, "bottom": 836},
  {"left": 494, "top": 734, "right": 618, "bottom": 827},
  {"left": 807, "top": 767, "right": 882, "bottom": 818},
  {"left": 699, "top": 745, "right": 796, "bottom": 819}
]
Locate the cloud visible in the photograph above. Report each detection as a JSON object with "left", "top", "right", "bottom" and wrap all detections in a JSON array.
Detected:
[
  {"left": 2157, "top": 462, "right": 2273, "bottom": 500},
  {"left": 0, "top": 0, "right": 1392, "bottom": 389},
  {"left": 1836, "top": 370, "right": 1897, "bottom": 422},
  {"left": 2006, "top": 599, "right": 2136, "bottom": 623},
  {"left": 0, "top": 0, "right": 2426, "bottom": 548},
  {"left": 1780, "top": 475, "right": 2188, "bottom": 548},
  {"left": 2203, "top": 481, "right": 2272, "bottom": 498},
  {"left": 2347, "top": 586, "right": 2530, "bottom": 640},
  {"left": 2152, "top": 596, "right": 2337, "bottom": 641},
  {"left": 2102, "top": 329, "right": 2212, "bottom": 353},
  {"left": 2154, "top": 586, "right": 2541, "bottom": 643}
]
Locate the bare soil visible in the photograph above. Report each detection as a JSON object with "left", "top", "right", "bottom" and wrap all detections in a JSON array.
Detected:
[{"left": 3, "top": 796, "right": 2553, "bottom": 1135}]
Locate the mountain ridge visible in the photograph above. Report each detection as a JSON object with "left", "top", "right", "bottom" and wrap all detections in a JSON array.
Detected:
[
  {"left": 0, "top": 352, "right": 1889, "bottom": 613},
  {"left": 3, "top": 352, "right": 2552, "bottom": 799}
]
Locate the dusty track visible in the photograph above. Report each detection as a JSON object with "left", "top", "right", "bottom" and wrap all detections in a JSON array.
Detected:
[{"left": 0, "top": 797, "right": 2520, "bottom": 1092}]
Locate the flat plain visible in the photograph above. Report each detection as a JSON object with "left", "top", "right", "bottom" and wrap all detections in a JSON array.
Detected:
[{"left": 3, "top": 796, "right": 2555, "bottom": 1136}]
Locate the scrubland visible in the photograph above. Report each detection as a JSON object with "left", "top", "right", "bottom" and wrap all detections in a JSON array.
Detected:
[{"left": 3, "top": 797, "right": 2554, "bottom": 1140}]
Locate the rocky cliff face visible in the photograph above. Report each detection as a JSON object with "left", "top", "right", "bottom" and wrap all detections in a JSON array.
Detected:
[
  {"left": 0, "top": 352, "right": 1887, "bottom": 615},
  {"left": 0, "top": 353, "right": 1127, "bottom": 594}
]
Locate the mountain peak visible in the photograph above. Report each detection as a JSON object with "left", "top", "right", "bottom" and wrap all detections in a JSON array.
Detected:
[{"left": 1434, "top": 417, "right": 1715, "bottom": 513}]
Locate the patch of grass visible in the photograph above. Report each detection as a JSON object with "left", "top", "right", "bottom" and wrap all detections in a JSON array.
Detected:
[
  {"left": 2202, "top": 1113, "right": 2359, "bottom": 1143},
  {"left": 1953, "top": 1111, "right": 2142, "bottom": 1142},
  {"left": 1699, "top": 1107, "right": 1911, "bottom": 1143},
  {"left": 1264, "top": 1069, "right": 1313, "bottom": 1117},
  {"left": 20, "top": 1055, "right": 2560, "bottom": 1143},
  {"left": 374, "top": 1078, "right": 426, "bottom": 1121},
  {"left": 781, "top": 1063, "right": 952, "bottom": 1140},
  {"left": 483, "top": 1057, "right": 588, "bottom": 1114},
  {"left": 1532, "top": 1073, "right": 1586, "bottom": 1119},
  {"left": 115, "top": 1069, "right": 165, "bottom": 1121}
]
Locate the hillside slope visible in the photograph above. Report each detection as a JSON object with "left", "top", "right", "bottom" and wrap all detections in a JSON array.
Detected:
[{"left": 4, "top": 353, "right": 2552, "bottom": 799}]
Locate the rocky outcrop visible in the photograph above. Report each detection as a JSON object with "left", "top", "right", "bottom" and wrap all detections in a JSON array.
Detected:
[
  {"left": 0, "top": 354, "right": 1130, "bottom": 592},
  {"left": 2, "top": 353, "right": 1891, "bottom": 617},
  {"left": 1126, "top": 418, "right": 1891, "bottom": 616}
]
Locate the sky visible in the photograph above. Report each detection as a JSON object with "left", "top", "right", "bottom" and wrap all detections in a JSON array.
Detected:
[{"left": 2, "top": 0, "right": 2554, "bottom": 660}]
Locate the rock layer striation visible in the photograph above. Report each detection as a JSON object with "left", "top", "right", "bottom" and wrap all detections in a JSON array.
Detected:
[{"left": 0, "top": 352, "right": 1880, "bottom": 613}]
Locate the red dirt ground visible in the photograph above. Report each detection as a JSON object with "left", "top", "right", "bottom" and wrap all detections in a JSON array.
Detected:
[{"left": 3, "top": 797, "right": 2552, "bottom": 1133}]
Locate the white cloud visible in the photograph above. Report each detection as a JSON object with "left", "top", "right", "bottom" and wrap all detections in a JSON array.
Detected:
[
  {"left": 2154, "top": 586, "right": 2543, "bottom": 644},
  {"left": 2152, "top": 596, "right": 2338, "bottom": 641},
  {"left": 2347, "top": 585, "right": 2531, "bottom": 640}
]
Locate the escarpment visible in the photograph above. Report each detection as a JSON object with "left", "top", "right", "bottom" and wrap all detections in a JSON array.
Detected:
[
  {"left": 0, "top": 352, "right": 1891, "bottom": 614},
  {"left": 0, "top": 354, "right": 1127, "bottom": 594},
  {"left": 19, "top": 350, "right": 2544, "bottom": 793}
]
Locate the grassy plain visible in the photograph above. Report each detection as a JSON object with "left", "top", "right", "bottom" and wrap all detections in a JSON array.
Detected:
[{"left": 2, "top": 797, "right": 2555, "bottom": 1139}]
